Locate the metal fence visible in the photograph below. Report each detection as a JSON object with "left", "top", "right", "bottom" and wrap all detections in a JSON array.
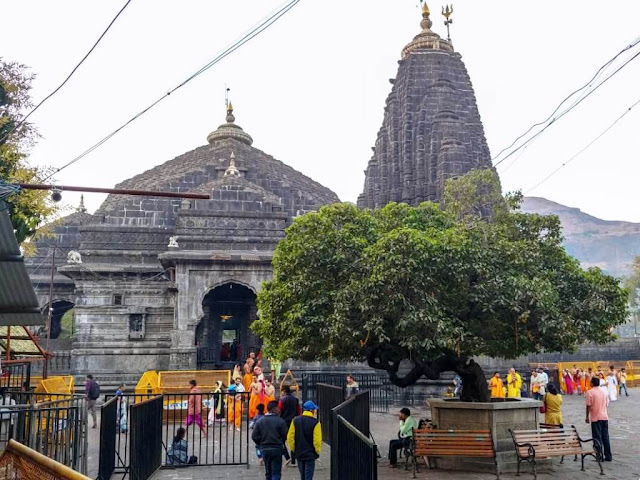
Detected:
[
  {"left": 330, "top": 391, "right": 376, "bottom": 480},
  {"left": 0, "top": 394, "right": 88, "bottom": 474},
  {"left": 303, "top": 373, "right": 389, "bottom": 413},
  {"left": 1, "top": 361, "right": 31, "bottom": 390},
  {"left": 97, "top": 396, "right": 117, "bottom": 480},
  {"left": 317, "top": 383, "right": 344, "bottom": 447},
  {"left": 130, "top": 396, "right": 163, "bottom": 480},
  {"left": 101, "top": 392, "right": 251, "bottom": 473}
]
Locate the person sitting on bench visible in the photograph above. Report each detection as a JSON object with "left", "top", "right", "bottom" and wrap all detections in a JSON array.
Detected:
[{"left": 388, "top": 407, "right": 418, "bottom": 467}]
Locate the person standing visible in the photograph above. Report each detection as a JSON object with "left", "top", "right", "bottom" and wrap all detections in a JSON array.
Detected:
[
  {"left": 606, "top": 372, "right": 618, "bottom": 402},
  {"left": 252, "top": 400, "right": 288, "bottom": 480},
  {"left": 489, "top": 372, "right": 505, "bottom": 399},
  {"left": 585, "top": 376, "right": 612, "bottom": 462},
  {"left": 562, "top": 369, "right": 574, "bottom": 395},
  {"left": 387, "top": 407, "right": 418, "bottom": 467},
  {"left": 345, "top": 375, "right": 359, "bottom": 399},
  {"left": 618, "top": 368, "right": 630, "bottom": 397},
  {"left": 287, "top": 401, "right": 322, "bottom": 480},
  {"left": 506, "top": 368, "right": 522, "bottom": 398},
  {"left": 543, "top": 384, "right": 563, "bottom": 426},
  {"left": 278, "top": 385, "right": 300, "bottom": 466},
  {"left": 115, "top": 384, "right": 128, "bottom": 433},
  {"left": 186, "top": 380, "right": 207, "bottom": 438},
  {"left": 85, "top": 375, "right": 100, "bottom": 429}
]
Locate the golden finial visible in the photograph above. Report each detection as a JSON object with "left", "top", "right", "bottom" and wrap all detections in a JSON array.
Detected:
[
  {"left": 419, "top": 1, "right": 433, "bottom": 31},
  {"left": 226, "top": 101, "right": 235, "bottom": 123},
  {"left": 442, "top": 4, "right": 453, "bottom": 42}
]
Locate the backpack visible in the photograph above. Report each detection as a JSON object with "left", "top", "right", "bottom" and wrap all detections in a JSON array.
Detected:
[{"left": 88, "top": 381, "right": 101, "bottom": 400}]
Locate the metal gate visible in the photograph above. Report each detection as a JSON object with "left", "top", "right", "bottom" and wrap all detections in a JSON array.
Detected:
[{"left": 130, "top": 396, "right": 163, "bottom": 480}]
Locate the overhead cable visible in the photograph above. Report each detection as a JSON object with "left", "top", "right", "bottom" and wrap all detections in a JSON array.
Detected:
[
  {"left": 43, "top": 0, "right": 301, "bottom": 182},
  {"left": 524, "top": 97, "right": 640, "bottom": 194},
  {"left": 493, "top": 36, "right": 640, "bottom": 168},
  {"left": 0, "top": 0, "right": 133, "bottom": 144}
]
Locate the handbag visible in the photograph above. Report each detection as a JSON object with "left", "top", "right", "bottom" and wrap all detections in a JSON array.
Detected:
[{"left": 539, "top": 405, "right": 546, "bottom": 414}]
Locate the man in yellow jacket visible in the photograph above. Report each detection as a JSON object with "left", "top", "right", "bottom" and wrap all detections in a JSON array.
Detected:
[
  {"left": 506, "top": 368, "right": 523, "bottom": 398},
  {"left": 287, "top": 400, "right": 322, "bottom": 479}
]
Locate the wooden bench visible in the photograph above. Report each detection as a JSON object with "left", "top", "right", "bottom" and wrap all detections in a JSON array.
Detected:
[
  {"left": 510, "top": 426, "right": 603, "bottom": 479},
  {"left": 410, "top": 429, "right": 499, "bottom": 478}
]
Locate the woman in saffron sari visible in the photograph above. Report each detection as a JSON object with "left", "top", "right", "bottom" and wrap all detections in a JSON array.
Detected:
[{"left": 226, "top": 393, "right": 243, "bottom": 431}]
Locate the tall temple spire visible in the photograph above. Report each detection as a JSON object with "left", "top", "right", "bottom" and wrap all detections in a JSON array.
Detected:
[{"left": 358, "top": 6, "right": 492, "bottom": 209}]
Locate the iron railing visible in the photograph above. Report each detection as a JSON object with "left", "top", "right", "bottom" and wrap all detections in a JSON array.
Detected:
[
  {"left": 0, "top": 395, "right": 88, "bottom": 474},
  {"left": 1, "top": 361, "right": 31, "bottom": 391},
  {"left": 130, "top": 396, "right": 163, "bottom": 480},
  {"left": 316, "top": 383, "right": 344, "bottom": 447},
  {"left": 102, "top": 392, "right": 251, "bottom": 472},
  {"left": 302, "top": 372, "right": 389, "bottom": 413},
  {"left": 331, "top": 415, "right": 377, "bottom": 480}
]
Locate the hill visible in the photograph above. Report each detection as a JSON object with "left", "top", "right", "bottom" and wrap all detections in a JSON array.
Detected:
[{"left": 521, "top": 197, "right": 640, "bottom": 278}]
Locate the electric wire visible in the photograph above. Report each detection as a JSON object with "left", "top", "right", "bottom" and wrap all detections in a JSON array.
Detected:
[
  {"left": 524, "top": 97, "right": 640, "bottom": 194},
  {"left": 43, "top": 0, "right": 301, "bottom": 182},
  {"left": 495, "top": 48, "right": 640, "bottom": 170},
  {"left": 0, "top": 0, "right": 133, "bottom": 144}
]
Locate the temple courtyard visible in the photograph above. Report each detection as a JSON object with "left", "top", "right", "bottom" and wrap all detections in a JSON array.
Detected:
[{"left": 85, "top": 390, "right": 639, "bottom": 479}]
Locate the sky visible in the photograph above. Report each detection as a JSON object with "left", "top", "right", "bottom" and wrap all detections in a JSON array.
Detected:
[{"left": 2, "top": 1, "right": 640, "bottom": 222}]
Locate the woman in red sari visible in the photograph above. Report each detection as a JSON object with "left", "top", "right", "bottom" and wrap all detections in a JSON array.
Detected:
[{"left": 562, "top": 369, "right": 574, "bottom": 395}]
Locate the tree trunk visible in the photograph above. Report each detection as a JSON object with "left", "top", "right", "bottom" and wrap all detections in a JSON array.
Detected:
[{"left": 366, "top": 344, "right": 490, "bottom": 402}]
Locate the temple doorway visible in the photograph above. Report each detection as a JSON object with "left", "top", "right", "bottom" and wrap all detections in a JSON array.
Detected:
[{"left": 196, "top": 283, "right": 260, "bottom": 369}]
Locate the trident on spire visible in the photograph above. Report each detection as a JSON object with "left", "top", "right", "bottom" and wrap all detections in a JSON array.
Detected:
[{"left": 442, "top": 4, "right": 453, "bottom": 42}]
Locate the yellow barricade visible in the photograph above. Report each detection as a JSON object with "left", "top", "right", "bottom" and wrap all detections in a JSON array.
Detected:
[
  {"left": 158, "top": 370, "right": 230, "bottom": 394},
  {"left": 134, "top": 370, "right": 161, "bottom": 401},
  {"left": 627, "top": 361, "right": 640, "bottom": 387}
]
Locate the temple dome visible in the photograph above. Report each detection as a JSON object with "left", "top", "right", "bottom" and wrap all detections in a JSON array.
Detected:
[
  {"left": 96, "top": 106, "right": 339, "bottom": 226},
  {"left": 206, "top": 102, "right": 253, "bottom": 146}
]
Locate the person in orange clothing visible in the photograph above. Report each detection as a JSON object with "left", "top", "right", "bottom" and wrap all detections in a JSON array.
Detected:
[
  {"left": 249, "top": 376, "right": 263, "bottom": 418},
  {"left": 263, "top": 378, "right": 276, "bottom": 408},
  {"left": 243, "top": 361, "right": 253, "bottom": 393},
  {"left": 226, "top": 390, "right": 244, "bottom": 431},
  {"left": 489, "top": 372, "right": 505, "bottom": 399}
]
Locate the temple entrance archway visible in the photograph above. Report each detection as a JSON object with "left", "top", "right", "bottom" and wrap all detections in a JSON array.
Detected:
[{"left": 196, "top": 283, "right": 260, "bottom": 369}]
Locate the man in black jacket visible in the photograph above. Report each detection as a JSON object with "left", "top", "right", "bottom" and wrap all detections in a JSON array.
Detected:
[
  {"left": 252, "top": 400, "right": 288, "bottom": 480},
  {"left": 278, "top": 385, "right": 300, "bottom": 466}
]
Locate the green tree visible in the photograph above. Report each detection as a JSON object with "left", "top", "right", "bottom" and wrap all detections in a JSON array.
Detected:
[
  {"left": 1, "top": 59, "right": 57, "bottom": 252},
  {"left": 254, "top": 170, "right": 628, "bottom": 401}
]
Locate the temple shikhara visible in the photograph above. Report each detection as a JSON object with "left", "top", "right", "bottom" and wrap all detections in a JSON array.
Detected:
[
  {"left": 26, "top": 5, "right": 491, "bottom": 383},
  {"left": 358, "top": 3, "right": 492, "bottom": 208}
]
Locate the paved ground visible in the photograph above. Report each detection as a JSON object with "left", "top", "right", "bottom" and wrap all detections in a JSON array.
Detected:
[{"left": 87, "top": 389, "right": 640, "bottom": 479}]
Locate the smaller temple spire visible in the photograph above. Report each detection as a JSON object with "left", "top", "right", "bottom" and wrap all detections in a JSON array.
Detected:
[
  {"left": 224, "top": 152, "right": 240, "bottom": 177},
  {"left": 76, "top": 194, "right": 87, "bottom": 213}
]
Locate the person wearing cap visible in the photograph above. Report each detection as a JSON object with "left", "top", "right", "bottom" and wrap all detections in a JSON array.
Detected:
[
  {"left": 388, "top": 407, "right": 418, "bottom": 467},
  {"left": 287, "top": 401, "right": 322, "bottom": 479}
]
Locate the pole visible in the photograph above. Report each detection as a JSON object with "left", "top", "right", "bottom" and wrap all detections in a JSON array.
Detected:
[
  {"left": 44, "top": 247, "right": 56, "bottom": 379},
  {"left": 15, "top": 183, "right": 210, "bottom": 199},
  {"left": 6, "top": 326, "right": 10, "bottom": 362}
]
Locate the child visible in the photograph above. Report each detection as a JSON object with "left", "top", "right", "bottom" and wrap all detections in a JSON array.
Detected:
[
  {"left": 251, "top": 403, "right": 266, "bottom": 465},
  {"left": 250, "top": 403, "right": 265, "bottom": 429}
]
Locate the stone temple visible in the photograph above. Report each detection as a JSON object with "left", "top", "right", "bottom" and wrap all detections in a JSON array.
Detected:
[
  {"left": 26, "top": 104, "right": 338, "bottom": 382},
  {"left": 358, "top": 3, "right": 492, "bottom": 208},
  {"left": 26, "top": 5, "right": 498, "bottom": 382}
]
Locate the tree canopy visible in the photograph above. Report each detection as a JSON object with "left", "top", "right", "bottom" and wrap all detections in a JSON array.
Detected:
[
  {"left": 1, "top": 59, "right": 57, "bottom": 251},
  {"left": 254, "top": 170, "right": 628, "bottom": 398}
]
